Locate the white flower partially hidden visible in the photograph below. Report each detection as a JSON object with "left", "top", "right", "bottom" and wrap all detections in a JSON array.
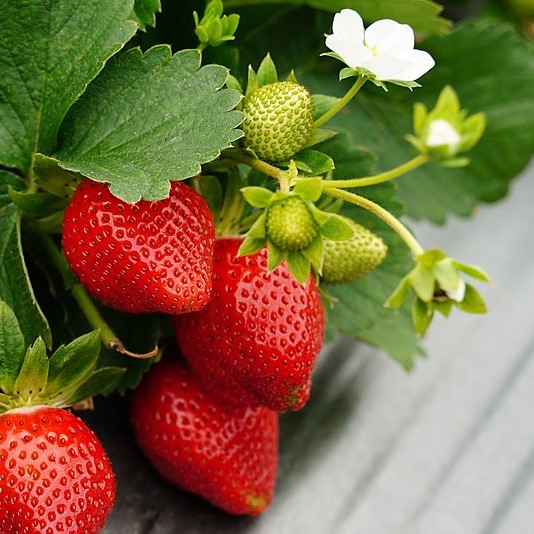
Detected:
[
  {"left": 443, "top": 278, "right": 466, "bottom": 302},
  {"left": 325, "top": 9, "right": 435, "bottom": 83},
  {"left": 425, "top": 119, "right": 462, "bottom": 157}
]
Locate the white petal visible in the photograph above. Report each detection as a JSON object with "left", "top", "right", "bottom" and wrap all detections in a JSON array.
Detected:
[
  {"left": 332, "top": 9, "right": 365, "bottom": 42},
  {"left": 325, "top": 35, "right": 373, "bottom": 68},
  {"left": 426, "top": 119, "right": 461, "bottom": 148},
  {"left": 394, "top": 49, "right": 435, "bottom": 81},
  {"left": 445, "top": 279, "right": 466, "bottom": 302},
  {"left": 365, "top": 19, "right": 415, "bottom": 55},
  {"left": 361, "top": 54, "right": 414, "bottom": 81}
]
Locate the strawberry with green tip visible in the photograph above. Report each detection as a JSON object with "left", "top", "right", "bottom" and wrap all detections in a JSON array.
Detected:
[
  {"left": 241, "top": 81, "right": 314, "bottom": 163},
  {"left": 174, "top": 237, "right": 324, "bottom": 412},
  {"left": 62, "top": 178, "right": 215, "bottom": 315},
  {"left": 130, "top": 356, "right": 278, "bottom": 516},
  {"left": 321, "top": 218, "right": 388, "bottom": 284},
  {"left": 0, "top": 303, "right": 121, "bottom": 534}
]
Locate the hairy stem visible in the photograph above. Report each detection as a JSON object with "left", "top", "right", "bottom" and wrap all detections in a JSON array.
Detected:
[
  {"left": 37, "top": 234, "right": 158, "bottom": 359},
  {"left": 314, "top": 77, "right": 367, "bottom": 128},
  {"left": 220, "top": 149, "right": 286, "bottom": 183},
  {"left": 323, "top": 187, "right": 424, "bottom": 256},
  {"left": 325, "top": 154, "right": 429, "bottom": 189}
]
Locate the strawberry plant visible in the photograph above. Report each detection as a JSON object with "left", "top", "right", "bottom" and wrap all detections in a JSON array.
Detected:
[{"left": 2, "top": 0, "right": 534, "bottom": 525}]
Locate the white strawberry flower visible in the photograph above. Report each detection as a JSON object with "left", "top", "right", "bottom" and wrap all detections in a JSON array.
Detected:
[{"left": 325, "top": 9, "right": 435, "bottom": 84}]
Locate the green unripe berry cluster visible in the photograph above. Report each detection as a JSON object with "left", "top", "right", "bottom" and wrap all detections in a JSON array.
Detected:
[
  {"left": 266, "top": 196, "right": 318, "bottom": 252},
  {"left": 241, "top": 81, "right": 314, "bottom": 163},
  {"left": 322, "top": 221, "right": 387, "bottom": 284}
]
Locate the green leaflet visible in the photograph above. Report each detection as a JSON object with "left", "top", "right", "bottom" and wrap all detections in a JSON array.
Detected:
[
  {"left": 226, "top": 0, "right": 450, "bottom": 35},
  {"left": 0, "top": 204, "right": 51, "bottom": 348},
  {"left": 55, "top": 47, "right": 243, "bottom": 203},
  {"left": 0, "top": 0, "right": 136, "bottom": 173}
]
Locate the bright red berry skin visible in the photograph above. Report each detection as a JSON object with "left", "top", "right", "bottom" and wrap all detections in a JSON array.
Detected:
[
  {"left": 130, "top": 357, "right": 278, "bottom": 516},
  {"left": 62, "top": 179, "right": 215, "bottom": 314},
  {"left": 174, "top": 238, "right": 325, "bottom": 412},
  {"left": 0, "top": 406, "right": 115, "bottom": 534}
]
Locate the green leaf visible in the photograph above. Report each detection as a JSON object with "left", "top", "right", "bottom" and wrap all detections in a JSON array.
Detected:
[
  {"left": 44, "top": 331, "right": 101, "bottom": 399},
  {"left": 452, "top": 260, "right": 492, "bottom": 282},
  {"left": 33, "top": 154, "right": 83, "bottom": 200},
  {"left": 318, "top": 213, "right": 355, "bottom": 241},
  {"left": 294, "top": 178, "right": 323, "bottom": 202},
  {"left": 54, "top": 47, "right": 243, "bottom": 203},
  {"left": 293, "top": 149, "right": 335, "bottom": 175},
  {"left": 130, "top": 0, "right": 161, "bottom": 30},
  {"left": 0, "top": 204, "right": 51, "bottom": 347},
  {"left": 245, "top": 211, "right": 267, "bottom": 239},
  {"left": 0, "top": 301, "right": 26, "bottom": 393},
  {"left": 267, "top": 241, "right": 286, "bottom": 272},
  {"left": 238, "top": 235, "right": 266, "bottom": 256},
  {"left": 230, "top": 0, "right": 450, "bottom": 35},
  {"left": 0, "top": 171, "right": 25, "bottom": 209},
  {"left": 301, "top": 233, "right": 324, "bottom": 274},
  {"left": 433, "top": 257, "right": 460, "bottom": 290},
  {"left": 286, "top": 252, "right": 311, "bottom": 284},
  {"left": 240, "top": 186, "right": 274, "bottom": 208},
  {"left": 0, "top": 0, "right": 136, "bottom": 173},
  {"left": 256, "top": 53, "right": 279, "bottom": 86},
  {"left": 412, "top": 298, "right": 433, "bottom": 335},
  {"left": 409, "top": 264, "right": 435, "bottom": 302},
  {"left": 8, "top": 187, "right": 68, "bottom": 218},
  {"left": 69, "top": 367, "right": 126, "bottom": 405},
  {"left": 305, "top": 128, "right": 338, "bottom": 148},
  {"left": 456, "top": 283, "right": 488, "bottom": 314},
  {"left": 194, "top": 175, "right": 223, "bottom": 219},
  {"left": 13, "top": 338, "right": 49, "bottom": 401},
  {"left": 384, "top": 275, "right": 411, "bottom": 308},
  {"left": 312, "top": 94, "right": 341, "bottom": 121}
]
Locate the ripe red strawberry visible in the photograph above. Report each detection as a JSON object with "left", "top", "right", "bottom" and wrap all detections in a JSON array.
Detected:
[
  {"left": 130, "top": 357, "right": 278, "bottom": 516},
  {"left": 0, "top": 405, "right": 115, "bottom": 534},
  {"left": 62, "top": 179, "right": 215, "bottom": 314},
  {"left": 174, "top": 237, "right": 324, "bottom": 412},
  {"left": 0, "top": 316, "right": 122, "bottom": 534}
]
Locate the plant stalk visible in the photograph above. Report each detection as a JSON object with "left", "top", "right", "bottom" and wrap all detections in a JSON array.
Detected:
[
  {"left": 323, "top": 187, "right": 424, "bottom": 256},
  {"left": 314, "top": 77, "right": 367, "bottom": 128},
  {"left": 325, "top": 154, "right": 429, "bottom": 189},
  {"left": 37, "top": 233, "right": 158, "bottom": 359}
]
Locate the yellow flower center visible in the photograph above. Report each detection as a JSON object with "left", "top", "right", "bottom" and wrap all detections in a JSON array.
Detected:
[{"left": 367, "top": 43, "right": 379, "bottom": 56}]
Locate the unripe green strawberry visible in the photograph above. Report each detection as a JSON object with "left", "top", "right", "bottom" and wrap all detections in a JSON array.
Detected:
[
  {"left": 322, "top": 220, "right": 387, "bottom": 283},
  {"left": 266, "top": 195, "right": 318, "bottom": 252},
  {"left": 242, "top": 81, "right": 314, "bottom": 163}
]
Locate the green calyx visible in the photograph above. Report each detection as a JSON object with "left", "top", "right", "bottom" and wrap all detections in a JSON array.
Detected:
[
  {"left": 238, "top": 183, "right": 354, "bottom": 283},
  {"left": 0, "top": 300, "right": 124, "bottom": 413},
  {"left": 241, "top": 81, "right": 314, "bottom": 163},
  {"left": 385, "top": 248, "right": 491, "bottom": 335},
  {"left": 321, "top": 219, "right": 387, "bottom": 284}
]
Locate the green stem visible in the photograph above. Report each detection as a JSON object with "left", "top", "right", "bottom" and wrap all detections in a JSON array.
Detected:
[
  {"left": 323, "top": 187, "right": 424, "bottom": 256},
  {"left": 197, "top": 42, "right": 207, "bottom": 52},
  {"left": 220, "top": 149, "right": 286, "bottom": 184},
  {"left": 325, "top": 154, "right": 430, "bottom": 189},
  {"left": 37, "top": 234, "right": 158, "bottom": 359},
  {"left": 314, "top": 77, "right": 367, "bottom": 128}
]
